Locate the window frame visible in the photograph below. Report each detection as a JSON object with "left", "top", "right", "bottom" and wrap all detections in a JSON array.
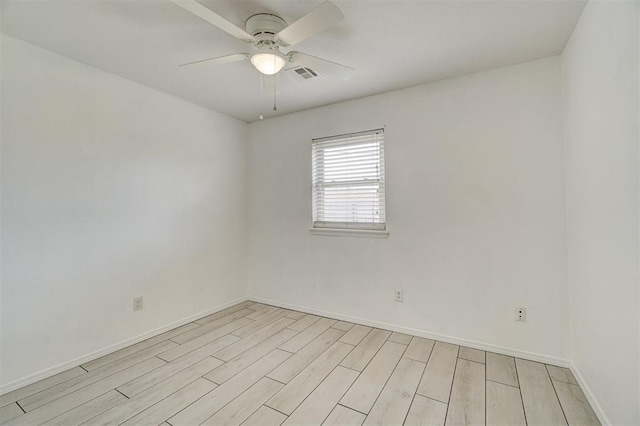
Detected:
[{"left": 310, "top": 128, "right": 388, "bottom": 237}]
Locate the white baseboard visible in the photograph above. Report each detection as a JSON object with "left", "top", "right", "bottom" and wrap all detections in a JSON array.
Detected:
[
  {"left": 4, "top": 292, "right": 609, "bottom": 424},
  {"left": 0, "top": 296, "right": 247, "bottom": 395},
  {"left": 5, "top": 293, "right": 606, "bottom": 422},
  {"left": 570, "top": 362, "right": 611, "bottom": 425},
  {"left": 249, "top": 295, "right": 571, "bottom": 367}
]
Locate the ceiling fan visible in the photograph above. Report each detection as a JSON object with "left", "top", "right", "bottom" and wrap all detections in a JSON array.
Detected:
[{"left": 170, "top": 0, "right": 354, "bottom": 78}]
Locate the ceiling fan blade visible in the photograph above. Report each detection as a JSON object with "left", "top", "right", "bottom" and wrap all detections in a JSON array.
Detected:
[
  {"left": 289, "top": 52, "right": 354, "bottom": 78},
  {"left": 170, "top": 0, "right": 254, "bottom": 42},
  {"left": 276, "top": 1, "right": 343, "bottom": 47},
  {"left": 179, "top": 53, "right": 249, "bottom": 67}
]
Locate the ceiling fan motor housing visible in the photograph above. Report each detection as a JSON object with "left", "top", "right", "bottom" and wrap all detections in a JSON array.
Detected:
[{"left": 245, "top": 14, "right": 288, "bottom": 48}]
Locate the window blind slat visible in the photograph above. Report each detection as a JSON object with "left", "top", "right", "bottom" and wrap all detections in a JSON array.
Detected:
[
  {"left": 318, "top": 145, "right": 383, "bottom": 154},
  {"left": 319, "top": 166, "right": 382, "bottom": 173},
  {"left": 314, "top": 194, "right": 385, "bottom": 200},
  {"left": 314, "top": 198, "right": 386, "bottom": 203},
  {"left": 314, "top": 181, "right": 381, "bottom": 189},
  {"left": 316, "top": 156, "right": 384, "bottom": 164}
]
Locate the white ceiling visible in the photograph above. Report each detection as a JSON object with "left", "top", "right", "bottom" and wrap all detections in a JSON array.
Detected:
[{"left": 1, "top": 0, "right": 585, "bottom": 122}]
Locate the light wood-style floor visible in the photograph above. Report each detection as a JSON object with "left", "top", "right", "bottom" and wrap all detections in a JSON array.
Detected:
[{"left": 0, "top": 301, "right": 600, "bottom": 426}]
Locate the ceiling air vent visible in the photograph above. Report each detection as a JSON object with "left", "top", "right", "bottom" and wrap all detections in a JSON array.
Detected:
[{"left": 290, "top": 66, "right": 319, "bottom": 80}]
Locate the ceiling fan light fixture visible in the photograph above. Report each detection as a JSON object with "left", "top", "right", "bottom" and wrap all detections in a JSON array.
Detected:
[{"left": 251, "top": 52, "right": 286, "bottom": 75}]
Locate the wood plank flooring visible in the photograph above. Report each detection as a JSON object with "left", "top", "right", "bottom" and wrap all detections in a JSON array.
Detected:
[{"left": 0, "top": 301, "right": 600, "bottom": 425}]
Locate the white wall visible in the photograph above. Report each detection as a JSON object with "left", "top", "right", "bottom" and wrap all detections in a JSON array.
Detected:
[
  {"left": 248, "top": 57, "right": 569, "bottom": 362},
  {"left": 561, "top": 1, "right": 640, "bottom": 424},
  {"left": 0, "top": 35, "right": 248, "bottom": 388}
]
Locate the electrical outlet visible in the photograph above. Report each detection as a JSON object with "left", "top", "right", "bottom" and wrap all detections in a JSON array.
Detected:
[
  {"left": 394, "top": 289, "right": 403, "bottom": 302},
  {"left": 515, "top": 307, "right": 526, "bottom": 322},
  {"left": 133, "top": 296, "right": 144, "bottom": 311}
]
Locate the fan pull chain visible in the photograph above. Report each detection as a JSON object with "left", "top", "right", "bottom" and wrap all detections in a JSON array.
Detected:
[
  {"left": 273, "top": 55, "right": 278, "bottom": 112},
  {"left": 273, "top": 76, "right": 277, "bottom": 112}
]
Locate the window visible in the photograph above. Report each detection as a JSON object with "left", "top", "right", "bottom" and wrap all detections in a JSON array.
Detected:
[{"left": 312, "top": 129, "right": 386, "bottom": 233}]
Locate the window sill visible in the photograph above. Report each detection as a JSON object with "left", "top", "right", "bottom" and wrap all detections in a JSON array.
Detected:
[{"left": 309, "top": 228, "right": 389, "bottom": 238}]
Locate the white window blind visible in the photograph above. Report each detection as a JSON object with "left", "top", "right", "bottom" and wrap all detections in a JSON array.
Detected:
[{"left": 312, "top": 129, "right": 385, "bottom": 230}]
